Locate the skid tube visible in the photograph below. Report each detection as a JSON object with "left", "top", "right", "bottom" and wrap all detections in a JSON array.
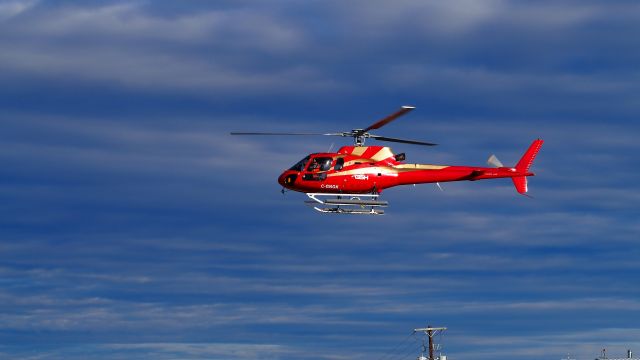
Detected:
[{"left": 304, "top": 193, "right": 388, "bottom": 215}]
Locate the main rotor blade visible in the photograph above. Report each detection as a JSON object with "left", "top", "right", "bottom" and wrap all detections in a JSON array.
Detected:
[
  {"left": 362, "top": 105, "right": 416, "bottom": 133},
  {"left": 230, "top": 132, "right": 344, "bottom": 136},
  {"left": 369, "top": 135, "right": 437, "bottom": 146}
]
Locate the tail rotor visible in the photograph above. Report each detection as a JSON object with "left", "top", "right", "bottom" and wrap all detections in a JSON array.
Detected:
[{"left": 487, "top": 154, "right": 504, "bottom": 168}]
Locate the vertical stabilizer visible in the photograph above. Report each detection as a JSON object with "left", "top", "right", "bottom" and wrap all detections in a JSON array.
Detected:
[
  {"left": 512, "top": 176, "right": 528, "bottom": 194},
  {"left": 516, "top": 139, "right": 544, "bottom": 173},
  {"left": 512, "top": 139, "right": 543, "bottom": 195}
]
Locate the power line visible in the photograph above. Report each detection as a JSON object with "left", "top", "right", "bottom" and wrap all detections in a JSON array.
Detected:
[{"left": 376, "top": 331, "right": 418, "bottom": 360}]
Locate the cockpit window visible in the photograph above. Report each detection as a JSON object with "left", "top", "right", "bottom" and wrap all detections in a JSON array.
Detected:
[
  {"left": 289, "top": 156, "right": 310, "bottom": 171},
  {"left": 307, "top": 157, "right": 332, "bottom": 172},
  {"left": 334, "top": 158, "right": 344, "bottom": 170}
]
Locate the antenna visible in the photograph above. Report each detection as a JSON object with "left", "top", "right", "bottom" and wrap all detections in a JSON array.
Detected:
[
  {"left": 594, "top": 348, "right": 638, "bottom": 360},
  {"left": 414, "top": 325, "right": 447, "bottom": 360}
]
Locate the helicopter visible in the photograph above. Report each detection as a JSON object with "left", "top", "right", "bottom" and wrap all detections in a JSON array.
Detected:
[{"left": 231, "top": 106, "right": 543, "bottom": 215}]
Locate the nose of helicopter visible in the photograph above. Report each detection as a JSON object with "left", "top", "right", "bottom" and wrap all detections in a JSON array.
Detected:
[{"left": 278, "top": 171, "right": 297, "bottom": 189}]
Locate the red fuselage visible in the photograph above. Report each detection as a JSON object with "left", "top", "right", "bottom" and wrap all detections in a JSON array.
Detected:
[{"left": 278, "top": 145, "right": 535, "bottom": 194}]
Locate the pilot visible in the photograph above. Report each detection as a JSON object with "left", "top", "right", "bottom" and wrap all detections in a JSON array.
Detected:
[{"left": 308, "top": 159, "right": 320, "bottom": 171}]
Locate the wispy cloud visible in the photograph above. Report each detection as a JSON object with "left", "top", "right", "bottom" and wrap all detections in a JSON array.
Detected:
[
  {"left": 0, "top": 0, "right": 37, "bottom": 21},
  {"left": 1, "top": 1, "right": 639, "bottom": 360},
  {"left": 0, "top": 2, "right": 348, "bottom": 95}
]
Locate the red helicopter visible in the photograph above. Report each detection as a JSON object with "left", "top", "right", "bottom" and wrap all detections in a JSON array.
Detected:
[{"left": 231, "top": 106, "right": 543, "bottom": 215}]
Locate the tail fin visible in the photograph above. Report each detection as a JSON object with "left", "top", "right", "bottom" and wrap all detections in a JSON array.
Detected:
[
  {"left": 516, "top": 139, "right": 544, "bottom": 173},
  {"left": 512, "top": 139, "right": 544, "bottom": 195},
  {"left": 512, "top": 176, "right": 528, "bottom": 194}
]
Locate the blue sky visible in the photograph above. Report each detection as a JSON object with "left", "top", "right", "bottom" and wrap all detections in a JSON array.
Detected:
[{"left": 1, "top": 1, "right": 639, "bottom": 359}]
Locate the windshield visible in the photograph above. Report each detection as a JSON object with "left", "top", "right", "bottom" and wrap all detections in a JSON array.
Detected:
[{"left": 289, "top": 156, "right": 310, "bottom": 171}]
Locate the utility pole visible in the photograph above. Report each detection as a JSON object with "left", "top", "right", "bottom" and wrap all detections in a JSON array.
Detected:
[{"left": 414, "top": 325, "right": 447, "bottom": 360}]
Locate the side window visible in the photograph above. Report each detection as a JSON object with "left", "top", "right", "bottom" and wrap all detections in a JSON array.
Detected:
[
  {"left": 334, "top": 158, "right": 344, "bottom": 170},
  {"left": 303, "top": 172, "right": 327, "bottom": 181},
  {"left": 307, "top": 158, "right": 320, "bottom": 172},
  {"left": 303, "top": 157, "right": 332, "bottom": 181},
  {"left": 319, "top": 158, "right": 332, "bottom": 171},
  {"left": 307, "top": 157, "right": 332, "bottom": 172}
]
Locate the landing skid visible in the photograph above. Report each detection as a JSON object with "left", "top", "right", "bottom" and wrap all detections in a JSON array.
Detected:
[{"left": 305, "top": 193, "right": 388, "bottom": 215}]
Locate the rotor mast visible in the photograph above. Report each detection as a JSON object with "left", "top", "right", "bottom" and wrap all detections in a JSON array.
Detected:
[
  {"left": 414, "top": 325, "right": 447, "bottom": 360},
  {"left": 351, "top": 105, "right": 415, "bottom": 146},
  {"left": 352, "top": 130, "right": 366, "bottom": 146}
]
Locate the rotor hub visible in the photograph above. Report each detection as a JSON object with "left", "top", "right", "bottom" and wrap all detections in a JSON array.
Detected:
[{"left": 351, "top": 129, "right": 368, "bottom": 146}]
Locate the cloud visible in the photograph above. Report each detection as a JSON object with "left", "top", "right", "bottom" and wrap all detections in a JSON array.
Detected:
[
  {"left": 0, "top": 342, "right": 296, "bottom": 360},
  {"left": 0, "top": 2, "right": 347, "bottom": 95},
  {"left": 2, "top": 0, "right": 639, "bottom": 102},
  {"left": 105, "top": 343, "right": 292, "bottom": 359},
  {"left": 0, "top": 0, "right": 37, "bottom": 21},
  {"left": 0, "top": 2, "right": 639, "bottom": 360}
]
